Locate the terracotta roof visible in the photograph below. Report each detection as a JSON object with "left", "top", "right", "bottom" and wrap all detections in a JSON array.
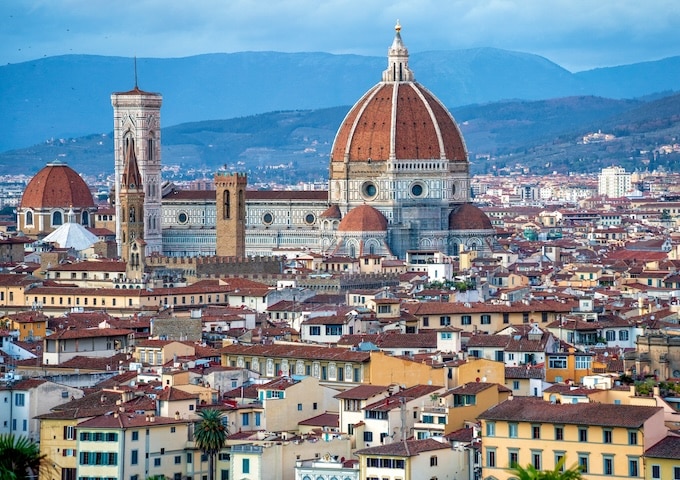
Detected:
[
  {"left": 320, "top": 204, "right": 342, "bottom": 219},
  {"left": 338, "top": 205, "right": 388, "bottom": 232},
  {"left": 77, "top": 412, "right": 187, "bottom": 429},
  {"left": 221, "top": 343, "right": 371, "bottom": 363},
  {"left": 157, "top": 386, "right": 199, "bottom": 401},
  {"left": 20, "top": 161, "right": 95, "bottom": 209},
  {"left": 355, "top": 438, "right": 450, "bottom": 456},
  {"left": 298, "top": 412, "right": 339, "bottom": 427},
  {"left": 446, "top": 382, "right": 509, "bottom": 395},
  {"left": 478, "top": 397, "right": 661, "bottom": 428},
  {"left": 645, "top": 435, "right": 680, "bottom": 459},
  {"left": 334, "top": 384, "right": 390, "bottom": 400},
  {"left": 364, "top": 385, "right": 442, "bottom": 411}
]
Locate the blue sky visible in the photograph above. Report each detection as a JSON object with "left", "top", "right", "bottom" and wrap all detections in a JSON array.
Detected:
[{"left": 3, "top": 0, "right": 680, "bottom": 72}]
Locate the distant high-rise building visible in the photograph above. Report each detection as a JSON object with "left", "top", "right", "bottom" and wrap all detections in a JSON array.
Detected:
[{"left": 598, "top": 166, "right": 631, "bottom": 198}]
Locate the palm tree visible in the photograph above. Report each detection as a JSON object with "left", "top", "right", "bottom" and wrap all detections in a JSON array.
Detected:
[
  {"left": 194, "top": 409, "right": 228, "bottom": 480},
  {"left": 509, "top": 457, "right": 584, "bottom": 480},
  {"left": 0, "top": 434, "right": 48, "bottom": 480}
]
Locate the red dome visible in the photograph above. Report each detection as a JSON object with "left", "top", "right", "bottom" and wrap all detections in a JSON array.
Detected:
[
  {"left": 20, "top": 162, "right": 95, "bottom": 209},
  {"left": 331, "top": 82, "right": 467, "bottom": 163},
  {"left": 338, "top": 205, "right": 388, "bottom": 232},
  {"left": 448, "top": 204, "right": 493, "bottom": 231}
]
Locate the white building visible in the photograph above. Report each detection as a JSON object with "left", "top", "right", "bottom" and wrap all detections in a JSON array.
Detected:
[{"left": 598, "top": 166, "right": 632, "bottom": 198}]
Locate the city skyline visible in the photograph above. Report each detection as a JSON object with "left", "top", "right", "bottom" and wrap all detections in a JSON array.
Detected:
[{"left": 3, "top": 0, "right": 680, "bottom": 72}]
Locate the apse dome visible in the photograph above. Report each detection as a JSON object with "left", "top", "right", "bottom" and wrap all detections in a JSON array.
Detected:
[
  {"left": 448, "top": 203, "right": 494, "bottom": 231},
  {"left": 338, "top": 204, "right": 388, "bottom": 232}
]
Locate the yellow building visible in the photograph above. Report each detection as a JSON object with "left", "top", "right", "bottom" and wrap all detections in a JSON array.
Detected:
[
  {"left": 544, "top": 350, "right": 596, "bottom": 383},
  {"left": 3, "top": 310, "right": 49, "bottom": 341},
  {"left": 478, "top": 397, "right": 667, "bottom": 480},
  {"left": 644, "top": 435, "right": 680, "bottom": 480},
  {"left": 220, "top": 344, "right": 438, "bottom": 388}
]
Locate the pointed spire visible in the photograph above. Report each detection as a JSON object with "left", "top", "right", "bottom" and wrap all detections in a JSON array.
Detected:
[
  {"left": 121, "top": 138, "right": 143, "bottom": 191},
  {"left": 382, "top": 20, "right": 414, "bottom": 83}
]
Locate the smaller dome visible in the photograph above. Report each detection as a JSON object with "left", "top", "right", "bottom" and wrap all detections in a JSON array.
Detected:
[
  {"left": 449, "top": 204, "right": 493, "bottom": 231},
  {"left": 338, "top": 205, "right": 388, "bottom": 232},
  {"left": 20, "top": 161, "right": 95, "bottom": 209},
  {"left": 320, "top": 204, "right": 342, "bottom": 219}
]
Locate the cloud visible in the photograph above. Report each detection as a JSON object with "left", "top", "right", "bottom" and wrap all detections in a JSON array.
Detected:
[{"left": 3, "top": 0, "right": 680, "bottom": 71}]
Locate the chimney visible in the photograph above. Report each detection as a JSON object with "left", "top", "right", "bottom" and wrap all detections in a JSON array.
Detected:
[{"left": 175, "top": 411, "right": 180, "bottom": 420}]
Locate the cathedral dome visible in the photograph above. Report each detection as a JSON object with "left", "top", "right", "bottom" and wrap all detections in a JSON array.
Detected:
[
  {"left": 338, "top": 204, "right": 388, "bottom": 232},
  {"left": 20, "top": 161, "right": 95, "bottom": 209},
  {"left": 448, "top": 204, "right": 494, "bottom": 231},
  {"left": 330, "top": 23, "right": 467, "bottom": 164}
]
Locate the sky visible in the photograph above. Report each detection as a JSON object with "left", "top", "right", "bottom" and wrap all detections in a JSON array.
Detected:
[{"left": 2, "top": 0, "right": 680, "bottom": 72}]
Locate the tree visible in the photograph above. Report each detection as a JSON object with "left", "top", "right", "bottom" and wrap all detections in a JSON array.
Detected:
[
  {"left": 0, "top": 434, "right": 49, "bottom": 480},
  {"left": 509, "top": 456, "right": 584, "bottom": 480},
  {"left": 194, "top": 409, "right": 228, "bottom": 480}
]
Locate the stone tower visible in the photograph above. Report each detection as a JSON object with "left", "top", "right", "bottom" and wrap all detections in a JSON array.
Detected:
[
  {"left": 111, "top": 83, "right": 163, "bottom": 257},
  {"left": 214, "top": 172, "right": 247, "bottom": 257},
  {"left": 119, "top": 138, "right": 146, "bottom": 279}
]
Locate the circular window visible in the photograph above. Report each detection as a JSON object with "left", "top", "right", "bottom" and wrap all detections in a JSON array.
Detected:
[
  {"left": 362, "top": 181, "right": 378, "bottom": 199},
  {"left": 411, "top": 182, "right": 425, "bottom": 197},
  {"left": 263, "top": 212, "right": 274, "bottom": 225},
  {"left": 178, "top": 212, "right": 188, "bottom": 224},
  {"left": 305, "top": 213, "right": 316, "bottom": 225}
]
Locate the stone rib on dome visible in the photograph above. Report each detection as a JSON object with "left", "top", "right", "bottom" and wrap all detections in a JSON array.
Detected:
[
  {"left": 338, "top": 205, "right": 388, "bottom": 232},
  {"left": 448, "top": 204, "right": 494, "bottom": 231},
  {"left": 20, "top": 162, "right": 95, "bottom": 209}
]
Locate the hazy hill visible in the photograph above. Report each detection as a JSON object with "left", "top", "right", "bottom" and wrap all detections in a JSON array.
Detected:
[
  {"left": 4, "top": 93, "right": 680, "bottom": 181},
  {"left": 3, "top": 49, "right": 680, "bottom": 152}
]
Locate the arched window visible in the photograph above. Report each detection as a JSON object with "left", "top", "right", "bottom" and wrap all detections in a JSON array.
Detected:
[
  {"left": 81, "top": 211, "right": 89, "bottom": 226},
  {"left": 148, "top": 134, "right": 154, "bottom": 161},
  {"left": 223, "top": 191, "right": 230, "bottom": 219},
  {"left": 238, "top": 189, "right": 245, "bottom": 217},
  {"left": 129, "top": 207, "right": 135, "bottom": 223},
  {"left": 52, "top": 211, "right": 63, "bottom": 226},
  {"left": 349, "top": 243, "right": 356, "bottom": 258},
  {"left": 25, "top": 211, "right": 33, "bottom": 226}
]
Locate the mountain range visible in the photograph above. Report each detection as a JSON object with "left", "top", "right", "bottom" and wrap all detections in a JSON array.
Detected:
[{"left": 2, "top": 49, "right": 680, "bottom": 178}]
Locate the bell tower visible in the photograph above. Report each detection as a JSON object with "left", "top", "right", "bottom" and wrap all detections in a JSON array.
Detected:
[
  {"left": 111, "top": 76, "right": 162, "bottom": 257},
  {"left": 214, "top": 172, "right": 247, "bottom": 257},
  {"left": 119, "top": 138, "right": 146, "bottom": 279}
]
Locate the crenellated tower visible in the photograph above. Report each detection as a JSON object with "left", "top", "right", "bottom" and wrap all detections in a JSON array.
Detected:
[
  {"left": 214, "top": 172, "right": 247, "bottom": 258},
  {"left": 111, "top": 80, "right": 163, "bottom": 257}
]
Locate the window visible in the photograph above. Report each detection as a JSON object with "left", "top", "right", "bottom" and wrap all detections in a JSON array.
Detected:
[
  {"left": 63, "top": 425, "right": 76, "bottom": 440},
  {"left": 512, "top": 380, "right": 520, "bottom": 390},
  {"left": 131, "top": 450, "right": 138, "bottom": 465},
  {"left": 241, "top": 413, "right": 249, "bottom": 426},
  {"left": 486, "top": 422, "right": 495, "bottom": 437},
  {"left": 175, "top": 455, "right": 181, "bottom": 464},
  {"left": 628, "top": 431, "right": 637, "bottom": 445},
  {"left": 619, "top": 330, "right": 629, "bottom": 341},
  {"left": 486, "top": 449, "right": 496, "bottom": 467},
  {"left": 423, "top": 317, "right": 429, "bottom": 327},
  {"left": 549, "top": 356, "right": 567, "bottom": 369},
  {"left": 440, "top": 316, "right": 451, "bottom": 326},
  {"left": 578, "top": 427, "right": 587, "bottom": 442},
  {"left": 675, "top": 466, "right": 680, "bottom": 480},
  {"left": 508, "top": 423, "right": 518, "bottom": 438},
  {"left": 481, "top": 314, "right": 491, "bottom": 325},
  {"left": 651, "top": 465, "right": 660, "bottom": 479},
  {"left": 531, "top": 451, "right": 541, "bottom": 470},
  {"left": 503, "top": 313, "right": 509, "bottom": 324},
  {"left": 14, "top": 393, "right": 25, "bottom": 407},
  {"left": 603, "top": 429, "right": 612, "bottom": 444},
  {"left": 309, "top": 326, "right": 321, "bottom": 336},
  {"left": 242, "top": 459, "right": 250, "bottom": 474},
  {"left": 554, "top": 426, "right": 563, "bottom": 441},
  {"left": 430, "top": 455, "right": 438, "bottom": 466},
  {"left": 297, "top": 403, "right": 302, "bottom": 411},
  {"left": 578, "top": 454, "right": 588, "bottom": 473},
  {"left": 532, "top": 425, "right": 540, "bottom": 439},
  {"left": 628, "top": 458, "right": 639, "bottom": 477},
  {"left": 509, "top": 449, "right": 519, "bottom": 467},
  {"left": 364, "top": 431, "right": 373, "bottom": 442},
  {"left": 575, "top": 356, "right": 591, "bottom": 369},
  {"left": 461, "top": 315, "right": 472, "bottom": 325},
  {"left": 605, "top": 330, "right": 615, "bottom": 341},
  {"left": 603, "top": 455, "right": 613, "bottom": 475},
  {"left": 154, "top": 458, "right": 161, "bottom": 467}
]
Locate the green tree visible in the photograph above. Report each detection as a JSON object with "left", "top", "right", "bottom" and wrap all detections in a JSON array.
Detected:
[
  {"left": 509, "top": 456, "right": 584, "bottom": 480},
  {"left": 0, "top": 434, "right": 49, "bottom": 480},
  {"left": 194, "top": 409, "right": 228, "bottom": 480}
]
